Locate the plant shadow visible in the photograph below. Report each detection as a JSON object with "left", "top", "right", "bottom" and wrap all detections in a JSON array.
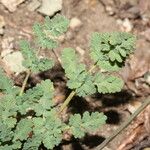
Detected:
[
  {"left": 68, "top": 95, "right": 91, "bottom": 114},
  {"left": 81, "top": 134, "right": 105, "bottom": 149},
  {"left": 104, "top": 110, "right": 121, "bottom": 124},
  {"left": 101, "top": 90, "right": 133, "bottom": 107}
]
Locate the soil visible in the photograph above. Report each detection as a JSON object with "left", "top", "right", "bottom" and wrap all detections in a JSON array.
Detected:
[{"left": 0, "top": 0, "right": 150, "bottom": 150}]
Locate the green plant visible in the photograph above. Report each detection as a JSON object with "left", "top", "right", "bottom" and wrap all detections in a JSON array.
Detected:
[{"left": 0, "top": 14, "right": 136, "bottom": 150}]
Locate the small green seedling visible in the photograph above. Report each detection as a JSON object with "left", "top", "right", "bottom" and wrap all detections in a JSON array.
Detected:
[{"left": 0, "top": 14, "right": 135, "bottom": 150}]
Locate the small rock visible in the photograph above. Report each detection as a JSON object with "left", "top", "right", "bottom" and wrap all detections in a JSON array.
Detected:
[
  {"left": 38, "top": 0, "right": 62, "bottom": 16},
  {"left": 105, "top": 6, "right": 115, "bottom": 16},
  {"left": 27, "top": 0, "right": 41, "bottom": 11},
  {"left": 69, "top": 17, "right": 82, "bottom": 30},
  {"left": 1, "top": 49, "right": 13, "bottom": 58},
  {"left": 2, "top": 37, "right": 14, "bottom": 51},
  {"left": 117, "top": 18, "right": 133, "bottom": 32},
  {"left": 2, "top": 51, "right": 26, "bottom": 73},
  {"left": 0, "top": 0, "right": 27, "bottom": 12},
  {"left": 0, "top": 15, "right": 5, "bottom": 35}
]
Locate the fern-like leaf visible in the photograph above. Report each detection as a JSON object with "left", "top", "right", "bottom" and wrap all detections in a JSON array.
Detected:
[
  {"left": 90, "top": 32, "right": 136, "bottom": 71},
  {"left": 0, "top": 123, "right": 14, "bottom": 143},
  {"left": 23, "top": 136, "right": 41, "bottom": 150},
  {"left": 0, "top": 68, "right": 18, "bottom": 94},
  {"left": 33, "top": 15, "right": 69, "bottom": 49},
  {"left": 69, "top": 111, "right": 107, "bottom": 138},
  {"left": 17, "top": 80, "right": 54, "bottom": 116},
  {"left": 93, "top": 73, "right": 124, "bottom": 93},
  {"left": 13, "top": 119, "right": 33, "bottom": 141},
  {"left": 61, "top": 48, "right": 96, "bottom": 97},
  {"left": 0, "top": 142, "right": 22, "bottom": 150},
  {"left": 32, "top": 110, "right": 65, "bottom": 149},
  {"left": 20, "top": 40, "right": 54, "bottom": 73},
  {"left": 33, "top": 23, "right": 58, "bottom": 49},
  {"left": 0, "top": 94, "right": 18, "bottom": 128},
  {"left": 44, "top": 14, "right": 69, "bottom": 36}
]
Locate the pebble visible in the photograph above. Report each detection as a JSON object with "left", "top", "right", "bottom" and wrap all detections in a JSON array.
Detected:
[
  {"left": 0, "top": 15, "right": 5, "bottom": 35},
  {"left": 27, "top": 0, "right": 41, "bottom": 11},
  {"left": 117, "top": 18, "right": 133, "bottom": 32},
  {"left": 2, "top": 51, "right": 26, "bottom": 73},
  {"left": 1, "top": 49, "right": 13, "bottom": 58},
  {"left": 0, "top": 0, "right": 27, "bottom": 12},
  {"left": 1, "top": 37, "right": 14, "bottom": 52},
  {"left": 38, "top": 0, "right": 62, "bottom": 16},
  {"left": 69, "top": 17, "right": 82, "bottom": 30},
  {"left": 105, "top": 6, "right": 115, "bottom": 16}
]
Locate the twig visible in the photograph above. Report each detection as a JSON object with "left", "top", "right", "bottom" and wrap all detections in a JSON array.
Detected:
[
  {"left": 19, "top": 70, "right": 31, "bottom": 96},
  {"left": 52, "top": 49, "right": 62, "bottom": 64},
  {"left": 94, "top": 97, "right": 150, "bottom": 150},
  {"left": 58, "top": 91, "right": 76, "bottom": 114}
]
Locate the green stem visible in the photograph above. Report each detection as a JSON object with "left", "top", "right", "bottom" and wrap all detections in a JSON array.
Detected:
[
  {"left": 58, "top": 64, "right": 96, "bottom": 114},
  {"left": 19, "top": 70, "right": 31, "bottom": 96},
  {"left": 58, "top": 91, "right": 76, "bottom": 114},
  {"left": 94, "top": 97, "right": 150, "bottom": 150}
]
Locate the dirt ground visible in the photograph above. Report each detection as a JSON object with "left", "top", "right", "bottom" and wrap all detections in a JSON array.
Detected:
[{"left": 0, "top": 0, "right": 150, "bottom": 150}]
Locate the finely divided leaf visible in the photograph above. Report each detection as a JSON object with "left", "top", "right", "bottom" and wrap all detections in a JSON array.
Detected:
[
  {"left": 61, "top": 48, "right": 96, "bottom": 97},
  {"left": 75, "top": 74, "right": 96, "bottom": 97},
  {"left": 33, "top": 15, "right": 69, "bottom": 49},
  {"left": 90, "top": 32, "right": 136, "bottom": 71},
  {"left": 33, "top": 23, "right": 58, "bottom": 49},
  {"left": 13, "top": 118, "right": 33, "bottom": 141},
  {"left": 20, "top": 40, "right": 54, "bottom": 73},
  {"left": 93, "top": 73, "right": 124, "bottom": 93},
  {"left": 23, "top": 136, "right": 41, "bottom": 150},
  {"left": 17, "top": 79, "right": 54, "bottom": 116},
  {"left": 0, "top": 94, "right": 18, "bottom": 128},
  {"left": 33, "top": 111, "right": 65, "bottom": 149},
  {"left": 0, "top": 123, "right": 14, "bottom": 142},
  {"left": 69, "top": 111, "right": 107, "bottom": 138},
  {"left": 44, "top": 15, "right": 69, "bottom": 36},
  {"left": 0, "top": 68, "right": 17, "bottom": 94}
]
